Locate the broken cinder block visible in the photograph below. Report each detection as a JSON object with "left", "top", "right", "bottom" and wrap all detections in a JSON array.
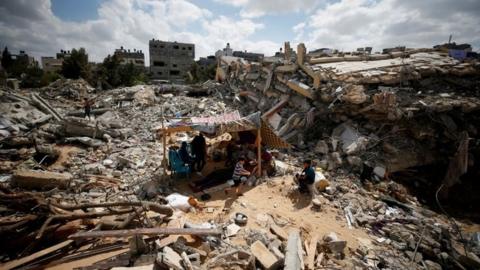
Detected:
[
  {"left": 250, "top": 240, "right": 282, "bottom": 270},
  {"left": 12, "top": 170, "right": 72, "bottom": 190}
]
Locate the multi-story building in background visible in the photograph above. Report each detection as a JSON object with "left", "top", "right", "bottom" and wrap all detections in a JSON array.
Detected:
[
  {"left": 149, "top": 39, "right": 194, "bottom": 82},
  {"left": 232, "top": 50, "right": 264, "bottom": 62},
  {"left": 215, "top": 43, "right": 233, "bottom": 58},
  {"left": 114, "top": 46, "right": 145, "bottom": 67},
  {"left": 41, "top": 56, "right": 63, "bottom": 72}
]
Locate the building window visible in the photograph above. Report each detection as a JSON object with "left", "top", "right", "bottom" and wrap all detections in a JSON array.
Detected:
[
  {"left": 182, "top": 47, "right": 186, "bottom": 50},
  {"left": 170, "top": 70, "right": 180, "bottom": 75},
  {"left": 173, "top": 45, "right": 179, "bottom": 49},
  {"left": 157, "top": 71, "right": 162, "bottom": 75},
  {"left": 188, "top": 47, "right": 192, "bottom": 50},
  {"left": 172, "top": 64, "right": 177, "bottom": 68},
  {"left": 153, "top": 61, "right": 165, "bottom": 66}
]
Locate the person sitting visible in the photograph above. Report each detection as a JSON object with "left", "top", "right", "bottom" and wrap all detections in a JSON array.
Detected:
[
  {"left": 178, "top": 141, "right": 192, "bottom": 166},
  {"left": 261, "top": 148, "right": 276, "bottom": 177},
  {"left": 294, "top": 160, "right": 316, "bottom": 194},
  {"left": 225, "top": 156, "right": 250, "bottom": 196}
]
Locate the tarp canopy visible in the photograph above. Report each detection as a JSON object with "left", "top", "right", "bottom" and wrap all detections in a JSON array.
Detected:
[{"left": 157, "top": 111, "right": 289, "bottom": 149}]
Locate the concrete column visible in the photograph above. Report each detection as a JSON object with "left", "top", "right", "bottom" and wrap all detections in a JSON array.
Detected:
[
  {"left": 297, "top": 43, "right": 306, "bottom": 65},
  {"left": 284, "top": 41, "right": 291, "bottom": 61}
]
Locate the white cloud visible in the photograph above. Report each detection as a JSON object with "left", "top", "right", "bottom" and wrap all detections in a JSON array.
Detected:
[
  {"left": 215, "top": 0, "right": 319, "bottom": 18},
  {"left": 1, "top": 0, "right": 478, "bottom": 66},
  {"left": 292, "top": 22, "right": 306, "bottom": 41},
  {"left": 301, "top": 0, "right": 480, "bottom": 52},
  {"left": 0, "top": 0, "right": 278, "bottom": 64}
]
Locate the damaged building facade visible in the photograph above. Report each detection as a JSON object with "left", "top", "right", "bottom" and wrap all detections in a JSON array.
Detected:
[
  {"left": 114, "top": 46, "right": 145, "bottom": 67},
  {"left": 149, "top": 39, "right": 195, "bottom": 82}
]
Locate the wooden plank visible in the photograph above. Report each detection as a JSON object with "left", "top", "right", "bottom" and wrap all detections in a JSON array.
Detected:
[
  {"left": 286, "top": 80, "right": 314, "bottom": 99},
  {"left": 1, "top": 240, "right": 74, "bottom": 270},
  {"left": 69, "top": 228, "right": 222, "bottom": 239},
  {"left": 46, "top": 248, "right": 129, "bottom": 270},
  {"left": 261, "top": 96, "right": 289, "bottom": 120},
  {"left": 306, "top": 235, "right": 319, "bottom": 270}
]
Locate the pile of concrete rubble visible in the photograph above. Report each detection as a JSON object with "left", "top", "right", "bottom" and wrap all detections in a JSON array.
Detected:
[{"left": 219, "top": 43, "right": 480, "bottom": 212}]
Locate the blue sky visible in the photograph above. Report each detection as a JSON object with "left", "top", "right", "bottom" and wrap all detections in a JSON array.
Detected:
[
  {"left": 1, "top": 0, "right": 479, "bottom": 63},
  {"left": 51, "top": 0, "right": 103, "bottom": 22},
  {"left": 50, "top": 0, "right": 306, "bottom": 51}
]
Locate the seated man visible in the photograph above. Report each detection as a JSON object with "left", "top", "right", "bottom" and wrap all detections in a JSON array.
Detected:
[
  {"left": 294, "top": 160, "right": 316, "bottom": 194},
  {"left": 225, "top": 157, "right": 250, "bottom": 196}
]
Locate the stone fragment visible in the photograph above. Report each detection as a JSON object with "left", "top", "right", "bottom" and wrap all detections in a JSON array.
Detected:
[
  {"left": 250, "top": 240, "right": 282, "bottom": 270},
  {"left": 270, "top": 223, "right": 289, "bottom": 241},
  {"left": 129, "top": 235, "right": 148, "bottom": 255},
  {"left": 424, "top": 260, "right": 442, "bottom": 270},
  {"left": 314, "top": 140, "right": 329, "bottom": 154},
  {"left": 328, "top": 152, "right": 342, "bottom": 170},
  {"left": 158, "top": 246, "right": 184, "bottom": 270},
  {"left": 12, "top": 170, "right": 72, "bottom": 190}
]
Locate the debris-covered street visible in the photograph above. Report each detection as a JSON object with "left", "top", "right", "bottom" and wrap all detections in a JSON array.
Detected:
[{"left": 1, "top": 41, "right": 480, "bottom": 270}]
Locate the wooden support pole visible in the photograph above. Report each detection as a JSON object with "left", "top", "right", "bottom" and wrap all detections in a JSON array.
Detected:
[
  {"left": 69, "top": 227, "right": 222, "bottom": 239},
  {"left": 161, "top": 108, "right": 168, "bottom": 173},
  {"left": 257, "top": 128, "right": 262, "bottom": 177}
]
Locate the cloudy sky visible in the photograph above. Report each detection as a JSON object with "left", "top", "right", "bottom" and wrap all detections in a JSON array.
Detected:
[{"left": 1, "top": 0, "right": 479, "bottom": 64}]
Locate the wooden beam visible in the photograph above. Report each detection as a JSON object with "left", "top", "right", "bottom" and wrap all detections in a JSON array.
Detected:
[
  {"left": 257, "top": 129, "right": 262, "bottom": 177},
  {"left": 69, "top": 228, "right": 222, "bottom": 239},
  {"left": 287, "top": 80, "right": 313, "bottom": 99},
  {"left": 299, "top": 64, "right": 321, "bottom": 89},
  {"left": 0, "top": 240, "right": 74, "bottom": 270},
  {"left": 261, "top": 96, "right": 289, "bottom": 120}
]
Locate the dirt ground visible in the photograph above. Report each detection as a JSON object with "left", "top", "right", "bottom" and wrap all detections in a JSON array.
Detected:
[{"left": 174, "top": 172, "right": 371, "bottom": 252}]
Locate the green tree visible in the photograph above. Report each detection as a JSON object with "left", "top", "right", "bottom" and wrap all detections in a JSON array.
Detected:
[
  {"left": 189, "top": 62, "right": 216, "bottom": 83},
  {"left": 99, "top": 55, "right": 147, "bottom": 88},
  {"left": 101, "top": 54, "right": 121, "bottom": 87},
  {"left": 40, "top": 71, "right": 61, "bottom": 86},
  {"left": 119, "top": 62, "right": 146, "bottom": 86},
  {"left": 20, "top": 66, "right": 44, "bottom": 88},
  {"left": 61, "top": 48, "right": 90, "bottom": 80},
  {"left": 1, "top": 47, "right": 13, "bottom": 71}
]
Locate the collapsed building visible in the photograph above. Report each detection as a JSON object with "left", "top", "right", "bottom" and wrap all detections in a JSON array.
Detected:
[
  {"left": 0, "top": 41, "right": 479, "bottom": 270},
  {"left": 217, "top": 42, "right": 480, "bottom": 213}
]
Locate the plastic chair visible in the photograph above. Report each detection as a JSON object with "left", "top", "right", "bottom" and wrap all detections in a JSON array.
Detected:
[{"left": 168, "top": 149, "right": 191, "bottom": 179}]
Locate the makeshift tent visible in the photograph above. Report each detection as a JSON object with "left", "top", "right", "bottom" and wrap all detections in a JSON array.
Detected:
[{"left": 156, "top": 111, "right": 290, "bottom": 176}]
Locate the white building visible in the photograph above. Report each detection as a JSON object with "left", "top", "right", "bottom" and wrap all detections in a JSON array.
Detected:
[{"left": 215, "top": 43, "right": 233, "bottom": 58}]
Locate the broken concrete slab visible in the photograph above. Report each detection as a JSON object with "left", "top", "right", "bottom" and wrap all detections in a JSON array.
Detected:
[
  {"left": 158, "top": 246, "right": 183, "bottom": 270},
  {"left": 12, "top": 170, "right": 72, "bottom": 190},
  {"left": 250, "top": 240, "right": 282, "bottom": 270},
  {"left": 284, "top": 229, "right": 303, "bottom": 270}
]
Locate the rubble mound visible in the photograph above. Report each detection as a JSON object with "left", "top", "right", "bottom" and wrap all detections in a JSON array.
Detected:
[{"left": 41, "top": 78, "right": 94, "bottom": 99}]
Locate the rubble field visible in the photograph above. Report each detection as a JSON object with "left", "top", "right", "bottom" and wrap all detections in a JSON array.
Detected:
[{"left": 0, "top": 45, "right": 480, "bottom": 270}]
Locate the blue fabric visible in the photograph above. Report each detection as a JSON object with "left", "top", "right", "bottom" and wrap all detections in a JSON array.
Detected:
[
  {"left": 303, "top": 166, "right": 315, "bottom": 184},
  {"left": 179, "top": 143, "right": 191, "bottom": 164},
  {"left": 169, "top": 149, "right": 191, "bottom": 175}
]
